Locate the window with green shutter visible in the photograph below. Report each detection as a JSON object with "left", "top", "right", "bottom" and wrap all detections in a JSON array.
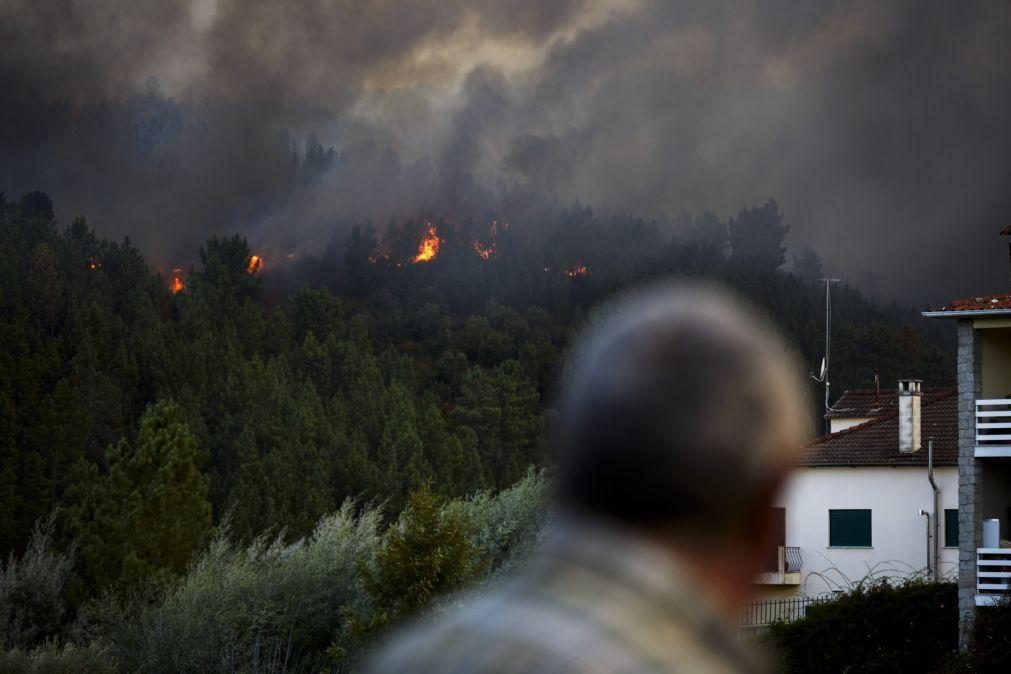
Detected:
[
  {"left": 945, "top": 509, "right": 959, "bottom": 548},
  {"left": 829, "top": 509, "right": 872, "bottom": 547}
]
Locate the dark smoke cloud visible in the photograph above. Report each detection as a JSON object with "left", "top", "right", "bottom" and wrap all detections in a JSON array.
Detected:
[{"left": 1, "top": 0, "right": 1010, "bottom": 303}]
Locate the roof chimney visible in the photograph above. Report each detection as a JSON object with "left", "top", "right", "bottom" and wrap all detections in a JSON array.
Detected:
[
  {"left": 898, "top": 379, "right": 922, "bottom": 453},
  {"left": 874, "top": 369, "right": 880, "bottom": 402}
]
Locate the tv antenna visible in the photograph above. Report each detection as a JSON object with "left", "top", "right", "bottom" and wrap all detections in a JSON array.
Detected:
[{"left": 811, "top": 278, "right": 841, "bottom": 433}]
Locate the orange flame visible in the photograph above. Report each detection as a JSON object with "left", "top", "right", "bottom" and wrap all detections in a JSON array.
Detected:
[
  {"left": 88, "top": 258, "right": 101, "bottom": 270},
  {"left": 566, "top": 264, "right": 589, "bottom": 278},
  {"left": 170, "top": 268, "right": 185, "bottom": 294},
  {"left": 246, "top": 255, "right": 263, "bottom": 274},
  {"left": 473, "top": 241, "right": 496, "bottom": 260},
  {"left": 411, "top": 224, "right": 440, "bottom": 263},
  {"left": 472, "top": 220, "right": 501, "bottom": 260}
]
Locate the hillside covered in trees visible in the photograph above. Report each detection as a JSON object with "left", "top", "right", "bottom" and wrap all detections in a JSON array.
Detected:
[{"left": 0, "top": 190, "right": 951, "bottom": 668}]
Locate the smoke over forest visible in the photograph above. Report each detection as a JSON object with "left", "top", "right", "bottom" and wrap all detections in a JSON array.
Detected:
[{"left": 2, "top": 0, "right": 1010, "bottom": 302}]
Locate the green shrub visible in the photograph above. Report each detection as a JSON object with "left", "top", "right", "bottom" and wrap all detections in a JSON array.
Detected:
[
  {"left": 962, "top": 600, "right": 1011, "bottom": 673},
  {"left": 447, "top": 467, "right": 550, "bottom": 578},
  {"left": 334, "top": 471, "right": 550, "bottom": 668},
  {"left": 86, "top": 502, "right": 383, "bottom": 673},
  {"left": 762, "top": 580, "right": 958, "bottom": 673},
  {"left": 0, "top": 517, "right": 73, "bottom": 651},
  {"left": 81, "top": 471, "right": 550, "bottom": 672},
  {"left": 0, "top": 642, "right": 115, "bottom": 674},
  {"left": 334, "top": 487, "right": 483, "bottom": 666}
]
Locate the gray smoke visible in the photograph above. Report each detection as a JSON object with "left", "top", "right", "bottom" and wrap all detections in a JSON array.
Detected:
[{"left": 2, "top": 0, "right": 1009, "bottom": 302}]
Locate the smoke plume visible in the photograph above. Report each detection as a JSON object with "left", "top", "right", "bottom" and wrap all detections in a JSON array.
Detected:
[{"left": 2, "top": 0, "right": 1010, "bottom": 302}]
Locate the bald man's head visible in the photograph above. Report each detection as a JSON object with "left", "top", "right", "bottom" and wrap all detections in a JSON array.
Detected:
[{"left": 555, "top": 284, "right": 810, "bottom": 539}]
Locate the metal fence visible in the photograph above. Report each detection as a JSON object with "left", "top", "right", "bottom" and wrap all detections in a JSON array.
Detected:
[{"left": 738, "top": 595, "right": 831, "bottom": 629}]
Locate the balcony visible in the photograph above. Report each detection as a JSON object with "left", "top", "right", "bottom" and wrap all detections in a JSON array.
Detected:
[
  {"left": 755, "top": 546, "right": 802, "bottom": 585},
  {"left": 976, "top": 548, "right": 1011, "bottom": 606},
  {"left": 975, "top": 399, "right": 1011, "bottom": 457}
]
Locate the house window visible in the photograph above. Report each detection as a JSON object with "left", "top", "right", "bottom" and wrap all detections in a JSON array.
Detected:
[
  {"left": 945, "top": 509, "right": 959, "bottom": 548},
  {"left": 829, "top": 509, "right": 872, "bottom": 547}
]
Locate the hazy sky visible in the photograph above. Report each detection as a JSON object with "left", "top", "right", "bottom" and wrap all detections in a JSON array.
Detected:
[{"left": 2, "top": 0, "right": 1010, "bottom": 303}]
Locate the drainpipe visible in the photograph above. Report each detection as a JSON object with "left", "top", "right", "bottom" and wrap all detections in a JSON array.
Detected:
[
  {"left": 920, "top": 509, "right": 931, "bottom": 577},
  {"left": 928, "top": 437, "right": 940, "bottom": 582}
]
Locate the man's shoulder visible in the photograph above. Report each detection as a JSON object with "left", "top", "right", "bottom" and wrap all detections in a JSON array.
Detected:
[
  {"left": 363, "top": 586, "right": 648, "bottom": 674},
  {"left": 364, "top": 528, "right": 763, "bottom": 674}
]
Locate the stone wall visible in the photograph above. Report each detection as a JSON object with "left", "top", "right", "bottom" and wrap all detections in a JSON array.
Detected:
[{"left": 957, "top": 319, "right": 982, "bottom": 651}]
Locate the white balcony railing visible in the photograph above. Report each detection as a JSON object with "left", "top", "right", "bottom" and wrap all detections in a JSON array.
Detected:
[
  {"left": 976, "top": 548, "right": 1011, "bottom": 606},
  {"left": 975, "top": 400, "right": 1011, "bottom": 456}
]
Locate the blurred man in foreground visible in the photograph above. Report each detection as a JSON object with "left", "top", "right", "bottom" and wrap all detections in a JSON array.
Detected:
[{"left": 368, "top": 285, "right": 810, "bottom": 673}]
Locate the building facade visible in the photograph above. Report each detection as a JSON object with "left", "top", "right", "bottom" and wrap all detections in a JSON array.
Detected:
[
  {"left": 757, "top": 385, "right": 959, "bottom": 600},
  {"left": 924, "top": 298, "right": 1011, "bottom": 649}
]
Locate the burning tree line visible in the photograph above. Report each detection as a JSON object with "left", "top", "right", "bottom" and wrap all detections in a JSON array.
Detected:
[
  {"left": 362, "top": 217, "right": 588, "bottom": 277},
  {"left": 166, "top": 217, "right": 590, "bottom": 297}
]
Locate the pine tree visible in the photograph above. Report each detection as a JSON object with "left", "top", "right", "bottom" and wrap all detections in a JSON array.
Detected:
[
  {"left": 792, "top": 245, "right": 824, "bottom": 283},
  {"left": 34, "top": 378, "right": 88, "bottom": 511},
  {"left": 349, "top": 487, "right": 480, "bottom": 639},
  {"left": 729, "top": 199, "right": 790, "bottom": 271},
  {"left": 377, "top": 385, "right": 430, "bottom": 508},
  {"left": 27, "top": 243, "right": 64, "bottom": 334},
  {"left": 419, "top": 399, "right": 486, "bottom": 497},
  {"left": 345, "top": 223, "right": 379, "bottom": 295},
  {"left": 68, "top": 400, "right": 213, "bottom": 590}
]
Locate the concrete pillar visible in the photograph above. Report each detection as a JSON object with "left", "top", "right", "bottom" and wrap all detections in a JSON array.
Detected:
[{"left": 956, "top": 319, "right": 983, "bottom": 651}]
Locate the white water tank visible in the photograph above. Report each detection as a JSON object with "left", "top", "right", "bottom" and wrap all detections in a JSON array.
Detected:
[{"left": 983, "top": 519, "right": 1000, "bottom": 549}]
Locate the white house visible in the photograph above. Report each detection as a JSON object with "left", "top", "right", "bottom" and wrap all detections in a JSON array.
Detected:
[{"left": 756, "top": 381, "right": 959, "bottom": 600}]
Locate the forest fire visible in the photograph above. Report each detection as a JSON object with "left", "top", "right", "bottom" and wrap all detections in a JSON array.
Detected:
[
  {"left": 473, "top": 241, "right": 495, "bottom": 260},
  {"left": 472, "top": 219, "right": 503, "bottom": 260},
  {"left": 246, "top": 255, "right": 263, "bottom": 274},
  {"left": 411, "top": 224, "right": 440, "bottom": 263},
  {"left": 170, "top": 268, "right": 185, "bottom": 294},
  {"left": 566, "top": 264, "right": 589, "bottom": 277},
  {"left": 368, "top": 219, "right": 515, "bottom": 266}
]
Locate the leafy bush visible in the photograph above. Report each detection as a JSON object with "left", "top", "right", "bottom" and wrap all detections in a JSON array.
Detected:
[
  {"left": 0, "top": 643, "right": 115, "bottom": 674},
  {"left": 961, "top": 599, "right": 1011, "bottom": 672},
  {"left": 762, "top": 580, "right": 958, "bottom": 673},
  {"left": 447, "top": 467, "right": 550, "bottom": 577},
  {"left": 335, "top": 487, "right": 483, "bottom": 666},
  {"left": 85, "top": 502, "right": 382, "bottom": 673},
  {"left": 80, "top": 471, "right": 550, "bottom": 672},
  {"left": 0, "top": 518, "right": 73, "bottom": 651}
]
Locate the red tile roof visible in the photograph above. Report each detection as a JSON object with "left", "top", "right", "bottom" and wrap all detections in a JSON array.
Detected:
[
  {"left": 824, "top": 387, "right": 946, "bottom": 419},
  {"left": 927, "top": 294, "right": 1011, "bottom": 313},
  {"left": 800, "top": 388, "right": 957, "bottom": 466}
]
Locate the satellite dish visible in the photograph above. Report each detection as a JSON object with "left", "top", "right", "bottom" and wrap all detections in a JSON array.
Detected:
[{"left": 818, "top": 357, "right": 827, "bottom": 380}]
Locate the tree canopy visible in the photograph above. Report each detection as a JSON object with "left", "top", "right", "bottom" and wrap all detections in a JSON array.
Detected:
[{"left": 0, "top": 191, "right": 952, "bottom": 608}]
